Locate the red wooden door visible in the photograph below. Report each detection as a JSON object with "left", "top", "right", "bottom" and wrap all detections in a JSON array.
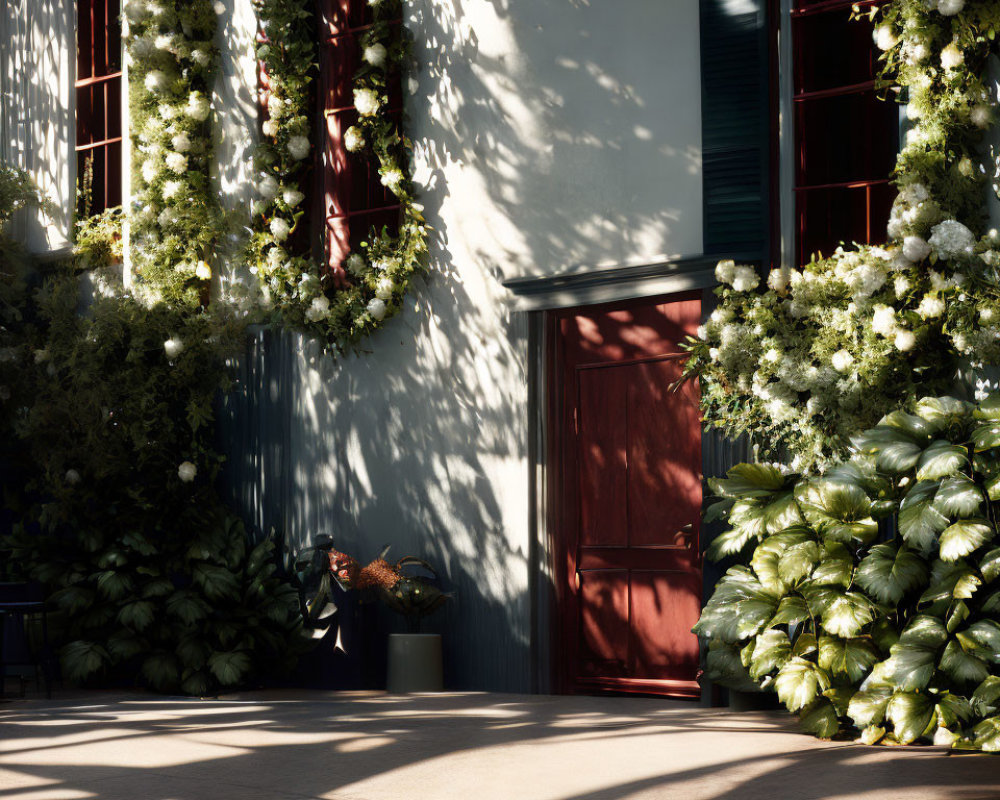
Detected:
[{"left": 551, "top": 292, "right": 703, "bottom": 698}]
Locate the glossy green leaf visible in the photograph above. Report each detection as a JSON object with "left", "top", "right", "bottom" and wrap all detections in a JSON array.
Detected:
[
  {"left": 887, "top": 691, "right": 935, "bottom": 744},
  {"left": 939, "top": 520, "right": 993, "bottom": 562},
  {"left": 61, "top": 641, "right": 110, "bottom": 682},
  {"left": 933, "top": 477, "right": 983, "bottom": 518},
  {"left": 818, "top": 591, "right": 873, "bottom": 638},
  {"left": 809, "top": 541, "right": 854, "bottom": 588},
  {"left": 915, "top": 441, "right": 969, "bottom": 481},
  {"left": 799, "top": 698, "right": 840, "bottom": 739},
  {"left": 117, "top": 600, "right": 155, "bottom": 632},
  {"left": 770, "top": 595, "right": 810, "bottom": 627},
  {"left": 939, "top": 640, "right": 989, "bottom": 684},
  {"left": 776, "top": 657, "right": 831, "bottom": 712},
  {"left": 972, "top": 422, "right": 1000, "bottom": 452},
  {"left": 818, "top": 635, "right": 878, "bottom": 683},
  {"left": 920, "top": 560, "right": 980, "bottom": 605},
  {"left": 898, "top": 615, "right": 948, "bottom": 648},
  {"left": 973, "top": 716, "right": 1000, "bottom": 752},
  {"left": 980, "top": 547, "right": 1000, "bottom": 582},
  {"left": 749, "top": 629, "right": 792, "bottom": 679},
  {"left": 208, "top": 650, "right": 251, "bottom": 686},
  {"left": 914, "top": 396, "right": 973, "bottom": 430},
  {"left": 704, "top": 641, "right": 758, "bottom": 691},
  {"left": 898, "top": 481, "right": 949, "bottom": 554},
  {"left": 779, "top": 541, "right": 821, "bottom": 585},
  {"left": 848, "top": 686, "right": 893, "bottom": 727},
  {"left": 856, "top": 543, "right": 928, "bottom": 605},
  {"left": 710, "top": 463, "right": 787, "bottom": 497}
]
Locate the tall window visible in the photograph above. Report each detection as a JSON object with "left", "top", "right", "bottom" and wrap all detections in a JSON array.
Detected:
[
  {"left": 75, "top": 0, "right": 123, "bottom": 216},
  {"left": 319, "top": 0, "right": 402, "bottom": 277},
  {"left": 790, "top": 0, "right": 898, "bottom": 264}
]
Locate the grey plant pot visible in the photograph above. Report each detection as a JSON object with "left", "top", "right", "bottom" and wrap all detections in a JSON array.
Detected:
[{"left": 386, "top": 633, "right": 443, "bottom": 693}]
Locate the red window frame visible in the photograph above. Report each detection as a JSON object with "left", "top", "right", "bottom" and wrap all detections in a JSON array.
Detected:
[
  {"left": 788, "top": 0, "right": 897, "bottom": 265},
  {"left": 76, "top": 0, "right": 123, "bottom": 216},
  {"left": 318, "top": 0, "right": 403, "bottom": 281}
]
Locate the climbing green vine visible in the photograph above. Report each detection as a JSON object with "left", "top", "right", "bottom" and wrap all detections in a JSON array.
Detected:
[
  {"left": 124, "top": 0, "right": 221, "bottom": 307},
  {"left": 248, "top": 0, "right": 428, "bottom": 349}
]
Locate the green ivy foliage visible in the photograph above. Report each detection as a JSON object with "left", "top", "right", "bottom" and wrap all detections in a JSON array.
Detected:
[
  {"left": 697, "top": 394, "right": 1000, "bottom": 751},
  {"left": 247, "top": 0, "right": 429, "bottom": 351},
  {"left": 0, "top": 170, "right": 310, "bottom": 695}
]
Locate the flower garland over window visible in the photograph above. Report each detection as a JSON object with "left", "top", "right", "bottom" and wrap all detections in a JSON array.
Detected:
[
  {"left": 684, "top": 0, "right": 1000, "bottom": 471},
  {"left": 124, "top": 0, "right": 221, "bottom": 308},
  {"left": 248, "top": 0, "right": 428, "bottom": 351}
]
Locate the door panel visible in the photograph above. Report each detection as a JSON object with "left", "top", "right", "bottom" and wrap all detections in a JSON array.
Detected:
[
  {"left": 579, "top": 569, "right": 629, "bottom": 678},
  {"left": 552, "top": 292, "right": 703, "bottom": 698},
  {"left": 578, "top": 369, "right": 628, "bottom": 548}
]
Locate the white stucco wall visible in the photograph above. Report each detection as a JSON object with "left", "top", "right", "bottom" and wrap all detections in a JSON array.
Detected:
[
  {"left": 409, "top": 0, "right": 704, "bottom": 282},
  {"left": 0, "top": 0, "right": 75, "bottom": 254}
]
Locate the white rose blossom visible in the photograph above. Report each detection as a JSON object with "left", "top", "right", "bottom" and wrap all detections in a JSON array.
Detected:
[
  {"left": 731, "top": 265, "right": 759, "bottom": 293},
  {"left": 715, "top": 259, "right": 736, "bottom": 285},
  {"left": 366, "top": 298, "right": 387, "bottom": 320},
  {"left": 363, "top": 43, "right": 388, "bottom": 68},
  {"left": 354, "top": 88, "right": 380, "bottom": 116},
  {"left": 287, "top": 135, "right": 310, "bottom": 160},
  {"left": 270, "top": 217, "right": 291, "bottom": 242},
  {"left": 144, "top": 70, "right": 168, "bottom": 92},
  {"left": 283, "top": 189, "right": 305, "bottom": 208},
  {"left": 165, "top": 152, "right": 188, "bottom": 174},
  {"left": 831, "top": 349, "right": 854, "bottom": 373},
  {"left": 178, "top": 461, "right": 197, "bottom": 483},
  {"left": 767, "top": 267, "right": 791, "bottom": 293},
  {"left": 347, "top": 253, "right": 366, "bottom": 276},
  {"left": 929, "top": 219, "right": 975, "bottom": 259},
  {"left": 261, "top": 119, "right": 279, "bottom": 138},
  {"left": 871, "top": 305, "right": 897, "bottom": 337},
  {"left": 941, "top": 42, "right": 964, "bottom": 70},
  {"left": 375, "top": 277, "right": 395, "bottom": 301},
  {"left": 937, "top": 0, "right": 964, "bottom": 14},
  {"left": 344, "top": 126, "right": 365, "bottom": 153},
  {"left": 195, "top": 261, "right": 212, "bottom": 280},
  {"left": 874, "top": 25, "right": 897, "bottom": 51},
  {"left": 917, "top": 294, "right": 946, "bottom": 319},
  {"left": 164, "top": 337, "right": 184, "bottom": 359},
  {"left": 902, "top": 235, "right": 931, "bottom": 262},
  {"left": 162, "top": 180, "right": 183, "bottom": 200},
  {"left": 185, "top": 91, "right": 211, "bottom": 122},
  {"left": 971, "top": 105, "right": 992, "bottom": 129},
  {"left": 305, "top": 295, "right": 330, "bottom": 322},
  {"left": 171, "top": 132, "right": 191, "bottom": 152},
  {"left": 141, "top": 159, "right": 159, "bottom": 184},
  {"left": 894, "top": 329, "right": 917, "bottom": 352},
  {"left": 259, "top": 174, "right": 279, "bottom": 199},
  {"left": 380, "top": 168, "right": 404, "bottom": 192}
]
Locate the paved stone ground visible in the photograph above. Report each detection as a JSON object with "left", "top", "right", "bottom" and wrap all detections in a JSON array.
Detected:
[{"left": 1, "top": 690, "right": 998, "bottom": 800}]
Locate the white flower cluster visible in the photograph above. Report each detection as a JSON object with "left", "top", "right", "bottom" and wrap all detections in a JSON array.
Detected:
[
  {"left": 928, "top": 219, "right": 975, "bottom": 259},
  {"left": 715, "top": 260, "right": 759, "bottom": 292}
]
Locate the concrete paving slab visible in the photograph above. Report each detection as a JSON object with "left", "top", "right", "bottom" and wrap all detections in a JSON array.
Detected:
[{"left": 0, "top": 691, "right": 997, "bottom": 800}]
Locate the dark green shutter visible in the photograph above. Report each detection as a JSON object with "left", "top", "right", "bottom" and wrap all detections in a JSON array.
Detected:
[{"left": 700, "top": 0, "right": 770, "bottom": 258}]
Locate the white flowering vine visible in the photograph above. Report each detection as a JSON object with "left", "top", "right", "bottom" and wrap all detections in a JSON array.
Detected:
[
  {"left": 683, "top": 0, "right": 1000, "bottom": 470},
  {"left": 249, "top": 0, "right": 428, "bottom": 351}
]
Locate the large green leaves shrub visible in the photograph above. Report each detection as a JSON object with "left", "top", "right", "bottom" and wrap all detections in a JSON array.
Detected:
[
  {"left": 0, "top": 186, "right": 311, "bottom": 694},
  {"left": 697, "top": 395, "right": 1000, "bottom": 750}
]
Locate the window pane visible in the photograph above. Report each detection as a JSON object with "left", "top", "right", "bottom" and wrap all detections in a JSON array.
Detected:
[
  {"left": 793, "top": 8, "right": 880, "bottom": 95},
  {"left": 797, "top": 181, "right": 894, "bottom": 263},
  {"left": 796, "top": 90, "right": 898, "bottom": 187}
]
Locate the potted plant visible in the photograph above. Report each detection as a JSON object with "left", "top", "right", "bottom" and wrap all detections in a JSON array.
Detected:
[{"left": 327, "top": 546, "right": 450, "bottom": 693}]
